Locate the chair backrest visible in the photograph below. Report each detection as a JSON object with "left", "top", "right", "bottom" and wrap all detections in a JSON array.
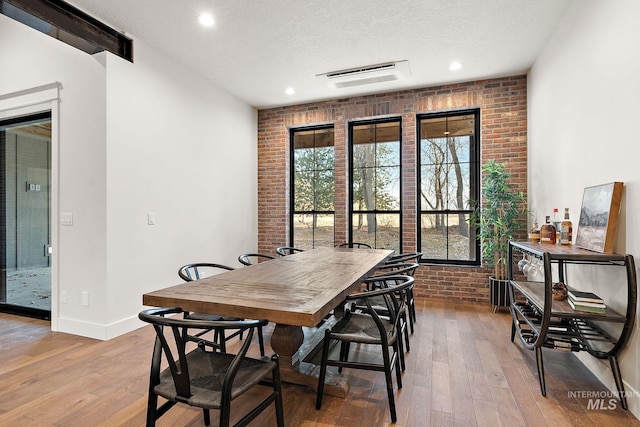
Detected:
[
  {"left": 139, "top": 307, "right": 267, "bottom": 400},
  {"left": 178, "top": 263, "right": 234, "bottom": 281},
  {"left": 238, "top": 253, "right": 276, "bottom": 266},
  {"left": 387, "top": 251, "right": 423, "bottom": 264},
  {"left": 275, "top": 246, "right": 305, "bottom": 256},
  {"left": 336, "top": 242, "right": 373, "bottom": 249},
  {"left": 373, "top": 262, "right": 419, "bottom": 279}
]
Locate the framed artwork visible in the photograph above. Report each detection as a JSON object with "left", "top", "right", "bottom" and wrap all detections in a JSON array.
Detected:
[{"left": 575, "top": 182, "right": 624, "bottom": 253}]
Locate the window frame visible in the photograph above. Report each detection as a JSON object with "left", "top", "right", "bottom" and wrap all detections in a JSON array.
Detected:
[
  {"left": 417, "top": 108, "right": 480, "bottom": 266},
  {"left": 289, "top": 125, "right": 335, "bottom": 249},
  {"left": 348, "top": 117, "right": 402, "bottom": 250}
]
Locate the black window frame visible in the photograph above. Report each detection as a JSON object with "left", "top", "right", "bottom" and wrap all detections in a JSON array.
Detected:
[
  {"left": 0, "top": 111, "right": 53, "bottom": 320},
  {"left": 417, "top": 108, "right": 480, "bottom": 266},
  {"left": 289, "top": 125, "right": 335, "bottom": 249},
  {"left": 348, "top": 117, "right": 402, "bottom": 250}
]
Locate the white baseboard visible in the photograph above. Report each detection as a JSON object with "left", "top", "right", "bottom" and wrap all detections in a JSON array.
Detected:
[{"left": 56, "top": 314, "right": 145, "bottom": 341}]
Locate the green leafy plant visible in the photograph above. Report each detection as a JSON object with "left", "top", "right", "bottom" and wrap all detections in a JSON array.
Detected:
[{"left": 469, "top": 159, "right": 528, "bottom": 281}]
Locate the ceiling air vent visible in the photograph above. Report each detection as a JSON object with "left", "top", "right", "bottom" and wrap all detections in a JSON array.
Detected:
[{"left": 318, "top": 60, "right": 410, "bottom": 89}]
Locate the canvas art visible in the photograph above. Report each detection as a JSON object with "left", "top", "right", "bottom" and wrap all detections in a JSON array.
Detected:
[{"left": 575, "top": 182, "right": 623, "bottom": 254}]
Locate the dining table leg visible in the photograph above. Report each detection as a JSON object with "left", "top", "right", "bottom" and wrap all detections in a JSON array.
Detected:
[{"left": 270, "top": 322, "right": 349, "bottom": 397}]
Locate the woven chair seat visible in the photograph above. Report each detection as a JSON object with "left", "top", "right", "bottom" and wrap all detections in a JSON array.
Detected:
[
  {"left": 155, "top": 348, "right": 276, "bottom": 409},
  {"left": 330, "top": 311, "right": 397, "bottom": 345},
  {"left": 353, "top": 294, "right": 406, "bottom": 318}
]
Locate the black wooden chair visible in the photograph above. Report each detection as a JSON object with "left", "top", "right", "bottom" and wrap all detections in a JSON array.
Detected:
[
  {"left": 335, "top": 242, "right": 373, "bottom": 249},
  {"left": 373, "top": 261, "right": 420, "bottom": 333},
  {"left": 351, "top": 268, "right": 417, "bottom": 370},
  {"left": 238, "top": 253, "right": 276, "bottom": 266},
  {"left": 380, "top": 253, "right": 421, "bottom": 330},
  {"left": 178, "top": 263, "right": 265, "bottom": 356},
  {"left": 275, "top": 246, "right": 305, "bottom": 256},
  {"left": 316, "top": 275, "right": 413, "bottom": 423},
  {"left": 139, "top": 308, "right": 284, "bottom": 427}
]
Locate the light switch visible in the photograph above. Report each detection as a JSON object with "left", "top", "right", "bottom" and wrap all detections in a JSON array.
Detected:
[
  {"left": 147, "top": 213, "right": 156, "bottom": 225},
  {"left": 61, "top": 212, "right": 73, "bottom": 226},
  {"left": 81, "top": 291, "right": 89, "bottom": 306}
]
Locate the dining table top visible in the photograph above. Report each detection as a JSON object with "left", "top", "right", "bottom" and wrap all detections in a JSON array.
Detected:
[{"left": 142, "top": 247, "right": 393, "bottom": 327}]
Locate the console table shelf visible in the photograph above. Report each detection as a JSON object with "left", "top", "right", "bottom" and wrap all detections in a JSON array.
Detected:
[{"left": 507, "top": 241, "right": 637, "bottom": 409}]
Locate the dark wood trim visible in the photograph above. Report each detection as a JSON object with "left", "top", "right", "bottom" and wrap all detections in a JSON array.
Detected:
[{"left": 1, "top": 0, "right": 133, "bottom": 61}]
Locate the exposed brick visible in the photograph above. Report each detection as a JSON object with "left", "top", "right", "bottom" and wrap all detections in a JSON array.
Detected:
[{"left": 257, "top": 75, "right": 528, "bottom": 305}]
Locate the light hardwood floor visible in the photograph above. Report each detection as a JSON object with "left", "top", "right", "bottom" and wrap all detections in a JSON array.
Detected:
[{"left": 1, "top": 300, "right": 638, "bottom": 426}]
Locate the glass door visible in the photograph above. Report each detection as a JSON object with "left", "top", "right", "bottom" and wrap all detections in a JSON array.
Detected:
[{"left": 0, "top": 112, "right": 52, "bottom": 320}]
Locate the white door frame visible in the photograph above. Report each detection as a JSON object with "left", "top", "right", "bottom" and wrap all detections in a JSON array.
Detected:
[{"left": 0, "top": 82, "right": 61, "bottom": 330}]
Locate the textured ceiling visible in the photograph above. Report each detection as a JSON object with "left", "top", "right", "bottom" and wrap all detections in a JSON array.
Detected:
[{"left": 66, "top": 0, "right": 573, "bottom": 109}]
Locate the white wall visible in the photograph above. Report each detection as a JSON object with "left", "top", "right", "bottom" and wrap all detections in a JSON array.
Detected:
[
  {"left": 528, "top": 0, "right": 640, "bottom": 417},
  {"left": 0, "top": 14, "right": 258, "bottom": 339}
]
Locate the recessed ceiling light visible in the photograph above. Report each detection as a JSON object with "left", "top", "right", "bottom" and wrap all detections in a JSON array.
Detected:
[
  {"left": 449, "top": 61, "right": 462, "bottom": 71},
  {"left": 198, "top": 13, "right": 215, "bottom": 27},
  {"left": 284, "top": 87, "right": 296, "bottom": 95}
]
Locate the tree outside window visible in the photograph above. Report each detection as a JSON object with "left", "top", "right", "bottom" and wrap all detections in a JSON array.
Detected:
[
  {"left": 418, "top": 110, "right": 480, "bottom": 264},
  {"left": 350, "top": 120, "right": 401, "bottom": 250},
  {"left": 291, "top": 127, "right": 335, "bottom": 248}
]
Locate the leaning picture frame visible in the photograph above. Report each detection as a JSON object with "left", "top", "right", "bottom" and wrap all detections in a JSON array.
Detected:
[{"left": 575, "top": 182, "right": 624, "bottom": 254}]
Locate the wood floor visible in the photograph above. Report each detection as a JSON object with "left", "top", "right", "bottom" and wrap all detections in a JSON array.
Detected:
[{"left": 1, "top": 300, "right": 638, "bottom": 427}]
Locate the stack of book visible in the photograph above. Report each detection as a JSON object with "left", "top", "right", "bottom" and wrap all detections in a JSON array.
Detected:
[{"left": 567, "top": 289, "right": 606, "bottom": 314}]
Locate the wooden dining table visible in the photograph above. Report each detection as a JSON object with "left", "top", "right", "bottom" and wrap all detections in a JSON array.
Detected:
[{"left": 142, "top": 247, "right": 393, "bottom": 396}]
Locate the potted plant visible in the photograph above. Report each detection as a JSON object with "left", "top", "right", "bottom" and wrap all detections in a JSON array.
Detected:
[{"left": 469, "top": 159, "right": 528, "bottom": 310}]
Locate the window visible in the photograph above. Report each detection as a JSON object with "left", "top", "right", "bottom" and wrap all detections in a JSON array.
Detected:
[
  {"left": 349, "top": 119, "right": 401, "bottom": 250},
  {"left": 418, "top": 109, "right": 480, "bottom": 264},
  {"left": 290, "top": 126, "right": 335, "bottom": 248}
]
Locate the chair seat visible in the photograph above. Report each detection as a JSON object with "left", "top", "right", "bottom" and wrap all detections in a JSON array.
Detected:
[
  {"left": 330, "top": 312, "right": 396, "bottom": 345},
  {"left": 155, "top": 348, "right": 277, "bottom": 410},
  {"left": 353, "top": 295, "right": 407, "bottom": 320}
]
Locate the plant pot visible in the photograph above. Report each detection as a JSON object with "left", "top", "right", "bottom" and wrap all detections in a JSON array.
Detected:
[{"left": 490, "top": 276, "right": 510, "bottom": 312}]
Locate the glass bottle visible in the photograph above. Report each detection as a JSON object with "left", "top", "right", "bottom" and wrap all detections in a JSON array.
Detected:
[
  {"left": 528, "top": 222, "right": 541, "bottom": 242},
  {"left": 552, "top": 208, "right": 561, "bottom": 244},
  {"left": 560, "top": 208, "right": 573, "bottom": 245},
  {"left": 540, "top": 215, "right": 556, "bottom": 244}
]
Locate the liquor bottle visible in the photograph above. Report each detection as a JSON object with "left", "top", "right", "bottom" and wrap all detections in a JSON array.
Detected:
[
  {"left": 540, "top": 215, "right": 556, "bottom": 244},
  {"left": 560, "top": 208, "right": 573, "bottom": 245},
  {"left": 528, "top": 222, "right": 541, "bottom": 242},
  {"left": 552, "top": 208, "right": 561, "bottom": 244}
]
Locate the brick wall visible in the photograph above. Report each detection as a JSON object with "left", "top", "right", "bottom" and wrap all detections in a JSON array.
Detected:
[{"left": 257, "top": 75, "right": 528, "bottom": 304}]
